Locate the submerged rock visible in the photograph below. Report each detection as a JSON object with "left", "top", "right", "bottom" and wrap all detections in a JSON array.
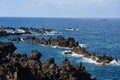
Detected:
[{"left": 0, "top": 41, "right": 97, "bottom": 80}]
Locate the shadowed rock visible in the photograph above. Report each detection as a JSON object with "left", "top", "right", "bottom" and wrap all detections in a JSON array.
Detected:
[
  {"left": 0, "top": 41, "right": 97, "bottom": 80},
  {"left": 0, "top": 41, "right": 16, "bottom": 58}
]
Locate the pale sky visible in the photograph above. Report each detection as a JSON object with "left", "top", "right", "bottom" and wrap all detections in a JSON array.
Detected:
[{"left": 0, "top": 0, "right": 120, "bottom": 18}]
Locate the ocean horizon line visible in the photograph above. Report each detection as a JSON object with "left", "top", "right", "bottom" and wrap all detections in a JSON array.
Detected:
[{"left": 0, "top": 16, "right": 120, "bottom": 19}]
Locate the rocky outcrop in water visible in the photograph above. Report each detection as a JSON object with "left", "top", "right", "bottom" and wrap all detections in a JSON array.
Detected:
[
  {"left": 30, "top": 27, "right": 52, "bottom": 34},
  {"left": 0, "top": 27, "right": 31, "bottom": 36},
  {"left": 24, "top": 35, "right": 79, "bottom": 48},
  {"left": 23, "top": 36, "right": 117, "bottom": 64},
  {"left": 71, "top": 46, "right": 115, "bottom": 64},
  {"left": 0, "top": 41, "right": 97, "bottom": 80},
  {"left": 0, "top": 27, "right": 54, "bottom": 36}
]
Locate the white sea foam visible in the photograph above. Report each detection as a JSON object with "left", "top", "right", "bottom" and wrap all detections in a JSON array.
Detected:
[
  {"left": 5, "top": 29, "right": 15, "bottom": 34},
  {"left": 79, "top": 44, "right": 86, "bottom": 48},
  {"left": 15, "top": 29, "right": 25, "bottom": 33},
  {"left": 108, "top": 59, "right": 120, "bottom": 66},
  {"left": 62, "top": 50, "right": 71, "bottom": 55},
  {"left": 45, "top": 31, "right": 61, "bottom": 35},
  {"left": 40, "top": 44, "right": 47, "bottom": 46},
  {"left": 66, "top": 28, "right": 78, "bottom": 31},
  {"left": 20, "top": 38, "right": 24, "bottom": 42},
  {"left": 82, "top": 57, "right": 99, "bottom": 64},
  {"left": 71, "top": 53, "right": 83, "bottom": 57},
  {"left": 52, "top": 46, "right": 58, "bottom": 48},
  {"left": 51, "top": 45, "right": 72, "bottom": 49},
  {"left": 62, "top": 51, "right": 99, "bottom": 64},
  {"left": 62, "top": 50, "right": 83, "bottom": 58}
]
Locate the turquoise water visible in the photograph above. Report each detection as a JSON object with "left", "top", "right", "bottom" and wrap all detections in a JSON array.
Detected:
[{"left": 0, "top": 17, "right": 120, "bottom": 80}]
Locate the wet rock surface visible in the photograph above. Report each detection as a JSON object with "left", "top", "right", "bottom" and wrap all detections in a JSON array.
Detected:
[{"left": 0, "top": 41, "right": 96, "bottom": 80}]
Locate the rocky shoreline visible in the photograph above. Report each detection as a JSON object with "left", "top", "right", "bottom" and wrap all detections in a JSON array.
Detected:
[
  {"left": 19, "top": 35, "right": 117, "bottom": 64},
  {"left": 1, "top": 27, "right": 118, "bottom": 64},
  {"left": 0, "top": 27, "right": 53, "bottom": 36},
  {"left": 0, "top": 27, "right": 31, "bottom": 36},
  {"left": 0, "top": 41, "right": 97, "bottom": 80}
]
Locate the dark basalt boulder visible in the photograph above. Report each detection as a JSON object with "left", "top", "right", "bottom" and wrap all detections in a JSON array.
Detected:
[
  {"left": 0, "top": 31, "right": 9, "bottom": 36},
  {"left": 58, "top": 58, "right": 91, "bottom": 80},
  {"left": 29, "top": 50, "right": 42, "bottom": 60},
  {"left": 0, "top": 41, "right": 16, "bottom": 58},
  {"left": 58, "top": 58, "right": 73, "bottom": 71},
  {"left": 39, "top": 38, "right": 48, "bottom": 45},
  {"left": 64, "top": 51, "right": 73, "bottom": 54},
  {"left": 41, "top": 58, "right": 57, "bottom": 80}
]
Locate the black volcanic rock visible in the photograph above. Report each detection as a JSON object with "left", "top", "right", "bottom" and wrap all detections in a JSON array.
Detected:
[
  {"left": 0, "top": 31, "right": 9, "bottom": 36},
  {"left": 0, "top": 41, "right": 16, "bottom": 58},
  {"left": 24, "top": 35, "right": 79, "bottom": 48},
  {"left": 71, "top": 45, "right": 115, "bottom": 64},
  {"left": 0, "top": 41, "right": 97, "bottom": 80},
  {"left": 29, "top": 50, "right": 42, "bottom": 60},
  {"left": 23, "top": 36, "right": 117, "bottom": 64}
]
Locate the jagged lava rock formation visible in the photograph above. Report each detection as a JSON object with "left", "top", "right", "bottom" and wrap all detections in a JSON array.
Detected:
[
  {"left": 22, "top": 36, "right": 117, "bottom": 64},
  {"left": 24, "top": 36, "right": 79, "bottom": 48},
  {"left": 0, "top": 41, "right": 97, "bottom": 80}
]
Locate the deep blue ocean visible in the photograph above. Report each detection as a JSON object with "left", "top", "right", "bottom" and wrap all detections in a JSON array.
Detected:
[{"left": 0, "top": 17, "right": 120, "bottom": 80}]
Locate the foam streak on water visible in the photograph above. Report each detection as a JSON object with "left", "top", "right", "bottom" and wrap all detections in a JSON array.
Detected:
[
  {"left": 79, "top": 43, "right": 86, "bottom": 48},
  {"left": 108, "top": 60, "right": 120, "bottom": 66},
  {"left": 62, "top": 50, "right": 99, "bottom": 64}
]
